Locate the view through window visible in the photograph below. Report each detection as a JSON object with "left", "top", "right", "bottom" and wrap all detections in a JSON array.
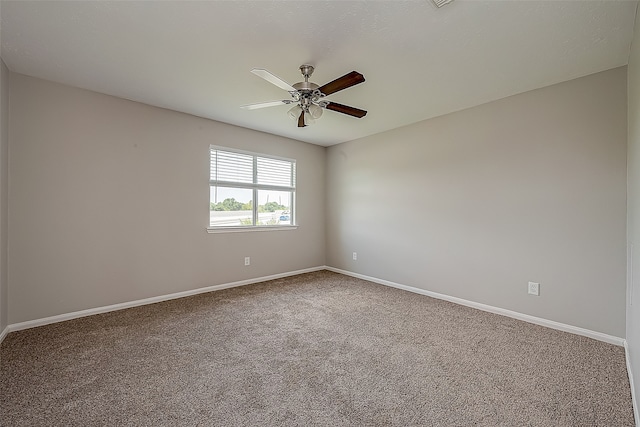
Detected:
[{"left": 209, "top": 146, "right": 296, "bottom": 228}]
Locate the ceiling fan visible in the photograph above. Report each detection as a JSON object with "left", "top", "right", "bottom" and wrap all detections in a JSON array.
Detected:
[{"left": 241, "top": 65, "right": 367, "bottom": 127}]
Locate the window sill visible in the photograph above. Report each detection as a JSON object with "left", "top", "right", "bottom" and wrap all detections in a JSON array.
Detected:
[{"left": 206, "top": 225, "right": 298, "bottom": 234}]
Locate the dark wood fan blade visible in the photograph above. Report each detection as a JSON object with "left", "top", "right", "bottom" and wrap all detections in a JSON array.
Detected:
[
  {"left": 318, "top": 71, "right": 365, "bottom": 96},
  {"left": 326, "top": 102, "right": 367, "bottom": 118},
  {"left": 298, "top": 110, "right": 306, "bottom": 127}
]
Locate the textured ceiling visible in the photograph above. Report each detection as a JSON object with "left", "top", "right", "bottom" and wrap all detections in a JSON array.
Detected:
[{"left": 1, "top": 1, "right": 638, "bottom": 146}]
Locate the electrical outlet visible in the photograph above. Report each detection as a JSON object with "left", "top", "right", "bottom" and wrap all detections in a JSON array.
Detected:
[
  {"left": 352, "top": 252, "right": 357, "bottom": 261},
  {"left": 244, "top": 257, "right": 250, "bottom": 266},
  {"left": 528, "top": 281, "right": 540, "bottom": 296}
]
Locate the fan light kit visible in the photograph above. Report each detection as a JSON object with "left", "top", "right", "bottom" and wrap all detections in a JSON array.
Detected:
[{"left": 241, "top": 64, "right": 367, "bottom": 127}]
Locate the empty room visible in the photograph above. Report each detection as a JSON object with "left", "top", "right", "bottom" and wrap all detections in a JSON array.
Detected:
[{"left": 1, "top": 1, "right": 640, "bottom": 425}]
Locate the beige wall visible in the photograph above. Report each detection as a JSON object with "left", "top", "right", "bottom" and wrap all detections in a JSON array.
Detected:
[
  {"left": 327, "top": 67, "right": 628, "bottom": 338},
  {"left": 3, "top": 63, "right": 631, "bottom": 342},
  {"left": 0, "top": 59, "right": 8, "bottom": 331},
  {"left": 8, "top": 73, "right": 326, "bottom": 324},
  {"left": 626, "top": 4, "right": 640, "bottom": 419}
]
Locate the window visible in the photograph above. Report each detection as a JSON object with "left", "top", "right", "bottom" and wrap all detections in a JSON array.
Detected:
[{"left": 209, "top": 146, "right": 296, "bottom": 231}]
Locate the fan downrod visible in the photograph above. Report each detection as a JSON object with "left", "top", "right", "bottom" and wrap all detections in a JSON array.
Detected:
[
  {"left": 293, "top": 65, "right": 319, "bottom": 92},
  {"left": 299, "top": 64, "right": 314, "bottom": 80}
]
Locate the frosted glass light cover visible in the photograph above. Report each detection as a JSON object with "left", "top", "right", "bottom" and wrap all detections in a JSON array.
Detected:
[
  {"left": 309, "top": 104, "right": 323, "bottom": 119},
  {"left": 287, "top": 105, "right": 302, "bottom": 120},
  {"left": 304, "top": 113, "right": 316, "bottom": 126}
]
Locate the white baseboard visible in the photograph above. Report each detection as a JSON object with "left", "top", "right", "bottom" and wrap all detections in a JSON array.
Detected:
[
  {"left": 326, "top": 267, "right": 625, "bottom": 347},
  {"left": 2, "top": 266, "right": 325, "bottom": 339},
  {"left": 0, "top": 265, "right": 626, "bottom": 350},
  {"left": 624, "top": 340, "right": 640, "bottom": 427}
]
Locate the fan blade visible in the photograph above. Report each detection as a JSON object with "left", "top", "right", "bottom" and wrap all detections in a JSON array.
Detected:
[
  {"left": 241, "top": 100, "right": 290, "bottom": 110},
  {"left": 251, "top": 69, "right": 296, "bottom": 92},
  {"left": 325, "top": 102, "right": 367, "bottom": 118},
  {"left": 318, "top": 71, "right": 365, "bottom": 96},
  {"left": 298, "top": 110, "right": 306, "bottom": 127}
]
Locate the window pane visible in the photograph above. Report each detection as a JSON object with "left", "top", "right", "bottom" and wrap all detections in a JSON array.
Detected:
[
  {"left": 211, "top": 150, "right": 253, "bottom": 184},
  {"left": 258, "top": 190, "right": 292, "bottom": 225},
  {"left": 209, "top": 146, "right": 297, "bottom": 230},
  {"left": 210, "top": 186, "right": 253, "bottom": 227},
  {"left": 257, "top": 157, "right": 294, "bottom": 187}
]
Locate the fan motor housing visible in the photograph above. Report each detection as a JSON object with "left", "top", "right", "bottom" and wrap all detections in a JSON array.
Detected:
[{"left": 293, "top": 81, "right": 319, "bottom": 91}]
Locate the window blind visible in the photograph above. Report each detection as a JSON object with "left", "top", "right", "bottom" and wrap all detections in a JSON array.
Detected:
[
  {"left": 257, "top": 157, "right": 295, "bottom": 187},
  {"left": 210, "top": 149, "right": 253, "bottom": 184},
  {"left": 210, "top": 147, "right": 296, "bottom": 190}
]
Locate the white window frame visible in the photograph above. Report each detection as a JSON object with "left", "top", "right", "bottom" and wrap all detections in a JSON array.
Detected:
[{"left": 207, "top": 145, "right": 297, "bottom": 233}]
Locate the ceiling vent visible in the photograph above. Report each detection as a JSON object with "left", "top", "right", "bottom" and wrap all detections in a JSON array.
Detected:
[{"left": 431, "top": 0, "right": 454, "bottom": 8}]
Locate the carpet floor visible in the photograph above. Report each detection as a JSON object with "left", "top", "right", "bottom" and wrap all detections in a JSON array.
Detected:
[{"left": 0, "top": 270, "right": 635, "bottom": 426}]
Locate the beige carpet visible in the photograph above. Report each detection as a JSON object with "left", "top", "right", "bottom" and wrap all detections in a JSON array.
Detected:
[{"left": 0, "top": 270, "right": 635, "bottom": 426}]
